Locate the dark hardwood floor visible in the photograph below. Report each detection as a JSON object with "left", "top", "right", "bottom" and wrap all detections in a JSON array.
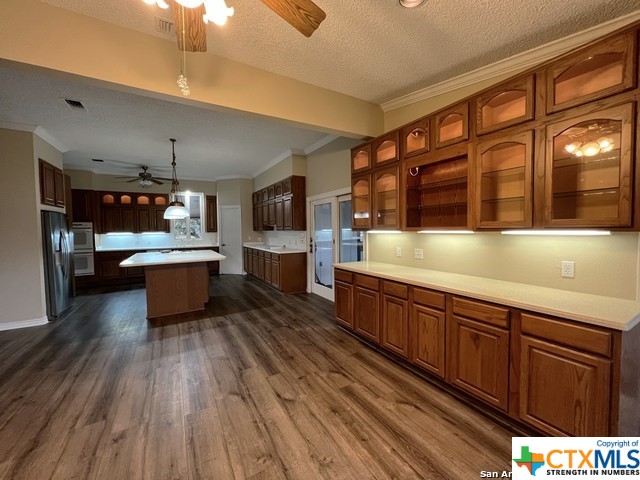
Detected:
[{"left": 0, "top": 275, "right": 513, "bottom": 479}]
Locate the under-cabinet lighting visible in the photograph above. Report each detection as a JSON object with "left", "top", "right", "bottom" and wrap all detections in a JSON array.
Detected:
[
  {"left": 141, "top": 231, "right": 166, "bottom": 235},
  {"left": 367, "top": 230, "right": 402, "bottom": 234},
  {"left": 501, "top": 230, "right": 611, "bottom": 236},
  {"left": 418, "top": 230, "right": 475, "bottom": 235},
  {"left": 106, "top": 232, "right": 134, "bottom": 235}
]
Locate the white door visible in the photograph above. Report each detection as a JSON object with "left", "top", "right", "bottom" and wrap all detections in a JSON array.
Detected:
[
  {"left": 219, "top": 205, "right": 242, "bottom": 274},
  {"left": 309, "top": 198, "right": 338, "bottom": 300}
]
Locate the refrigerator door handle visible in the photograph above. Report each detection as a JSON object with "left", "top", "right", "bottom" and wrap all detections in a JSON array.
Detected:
[{"left": 60, "top": 229, "right": 69, "bottom": 278}]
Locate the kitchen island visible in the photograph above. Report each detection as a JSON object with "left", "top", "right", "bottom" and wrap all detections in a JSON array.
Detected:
[{"left": 120, "top": 250, "right": 226, "bottom": 319}]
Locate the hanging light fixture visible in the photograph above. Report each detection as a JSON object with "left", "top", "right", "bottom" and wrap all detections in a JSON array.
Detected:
[
  {"left": 164, "top": 138, "right": 190, "bottom": 219},
  {"left": 564, "top": 123, "right": 616, "bottom": 158},
  {"left": 143, "top": 0, "right": 233, "bottom": 26}
]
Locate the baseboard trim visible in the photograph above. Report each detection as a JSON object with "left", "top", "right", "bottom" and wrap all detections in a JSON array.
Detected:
[{"left": 0, "top": 317, "right": 48, "bottom": 331}]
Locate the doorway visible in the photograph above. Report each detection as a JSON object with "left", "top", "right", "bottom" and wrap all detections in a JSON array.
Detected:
[
  {"left": 308, "top": 190, "right": 364, "bottom": 301},
  {"left": 219, "top": 205, "right": 243, "bottom": 274}
]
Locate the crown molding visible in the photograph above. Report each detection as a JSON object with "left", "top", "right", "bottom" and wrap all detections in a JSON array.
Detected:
[
  {"left": 381, "top": 10, "right": 640, "bottom": 112},
  {"left": 304, "top": 134, "right": 339, "bottom": 155}
]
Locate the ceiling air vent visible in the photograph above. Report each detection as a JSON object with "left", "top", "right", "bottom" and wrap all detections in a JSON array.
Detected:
[
  {"left": 155, "top": 16, "right": 175, "bottom": 36},
  {"left": 64, "top": 98, "right": 86, "bottom": 111},
  {"left": 91, "top": 158, "right": 104, "bottom": 163}
]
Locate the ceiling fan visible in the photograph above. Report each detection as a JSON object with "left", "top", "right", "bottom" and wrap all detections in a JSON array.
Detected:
[
  {"left": 146, "top": 0, "right": 326, "bottom": 52},
  {"left": 116, "top": 166, "right": 171, "bottom": 188}
]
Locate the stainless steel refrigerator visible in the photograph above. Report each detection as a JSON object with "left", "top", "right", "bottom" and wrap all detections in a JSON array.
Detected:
[{"left": 42, "top": 211, "right": 73, "bottom": 320}]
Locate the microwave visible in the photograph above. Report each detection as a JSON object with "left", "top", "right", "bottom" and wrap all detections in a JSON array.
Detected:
[{"left": 72, "top": 222, "right": 94, "bottom": 252}]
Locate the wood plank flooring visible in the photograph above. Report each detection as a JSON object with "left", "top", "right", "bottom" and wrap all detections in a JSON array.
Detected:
[{"left": 0, "top": 276, "right": 514, "bottom": 479}]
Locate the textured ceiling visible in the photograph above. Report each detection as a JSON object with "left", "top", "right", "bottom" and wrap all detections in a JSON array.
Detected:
[
  {"left": 42, "top": 0, "right": 640, "bottom": 103},
  {"left": 0, "top": 66, "right": 329, "bottom": 179}
]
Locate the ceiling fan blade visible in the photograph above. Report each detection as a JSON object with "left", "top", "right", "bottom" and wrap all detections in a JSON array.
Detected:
[
  {"left": 174, "top": 2, "right": 207, "bottom": 52},
  {"left": 151, "top": 179, "right": 164, "bottom": 185},
  {"left": 260, "top": 0, "right": 326, "bottom": 37},
  {"left": 126, "top": 178, "right": 139, "bottom": 183}
]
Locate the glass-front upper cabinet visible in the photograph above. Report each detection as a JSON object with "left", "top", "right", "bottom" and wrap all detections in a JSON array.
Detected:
[
  {"left": 545, "top": 103, "right": 633, "bottom": 227},
  {"left": 401, "top": 117, "right": 430, "bottom": 159},
  {"left": 405, "top": 147, "right": 469, "bottom": 229},
  {"left": 435, "top": 102, "right": 469, "bottom": 149},
  {"left": 351, "top": 143, "right": 371, "bottom": 173},
  {"left": 352, "top": 173, "right": 372, "bottom": 230},
  {"left": 475, "top": 131, "right": 533, "bottom": 228},
  {"left": 373, "top": 131, "right": 400, "bottom": 167},
  {"left": 475, "top": 76, "right": 534, "bottom": 135},
  {"left": 546, "top": 32, "right": 636, "bottom": 114},
  {"left": 373, "top": 166, "right": 399, "bottom": 229}
]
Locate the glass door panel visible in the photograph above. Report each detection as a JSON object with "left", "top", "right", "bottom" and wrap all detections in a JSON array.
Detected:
[
  {"left": 339, "top": 198, "right": 364, "bottom": 263},
  {"left": 374, "top": 168, "right": 398, "bottom": 229},
  {"left": 313, "top": 202, "right": 333, "bottom": 290},
  {"left": 352, "top": 175, "right": 371, "bottom": 229}
]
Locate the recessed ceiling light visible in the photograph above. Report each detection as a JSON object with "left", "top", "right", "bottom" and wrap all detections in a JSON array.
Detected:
[{"left": 399, "top": 0, "right": 427, "bottom": 8}]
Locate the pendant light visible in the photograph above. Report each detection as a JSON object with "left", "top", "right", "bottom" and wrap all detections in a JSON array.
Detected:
[{"left": 164, "top": 138, "right": 190, "bottom": 220}]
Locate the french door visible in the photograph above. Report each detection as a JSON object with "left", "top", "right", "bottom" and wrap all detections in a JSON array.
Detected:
[{"left": 308, "top": 192, "right": 364, "bottom": 301}]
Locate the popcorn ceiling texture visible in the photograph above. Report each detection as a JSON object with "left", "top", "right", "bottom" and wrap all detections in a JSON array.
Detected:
[{"left": 42, "top": 0, "right": 640, "bottom": 103}]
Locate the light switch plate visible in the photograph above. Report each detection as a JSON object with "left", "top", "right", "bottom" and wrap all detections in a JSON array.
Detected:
[
  {"left": 414, "top": 248, "right": 423, "bottom": 260},
  {"left": 396, "top": 247, "right": 402, "bottom": 257}
]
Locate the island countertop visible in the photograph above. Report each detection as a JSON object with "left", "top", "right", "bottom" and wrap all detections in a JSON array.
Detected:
[{"left": 120, "top": 250, "right": 226, "bottom": 267}]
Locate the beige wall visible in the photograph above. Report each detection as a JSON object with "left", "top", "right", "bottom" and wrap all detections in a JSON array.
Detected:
[
  {"left": 0, "top": 0, "right": 382, "bottom": 139},
  {"left": 306, "top": 137, "right": 361, "bottom": 197},
  {"left": 254, "top": 155, "right": 298, "bottom": 191},
  {"left": 367, "top": 232, "right": 639, "bottom": 300},
  {"left": 0, "top": 129, "right": 48, "bottom": 326},
  {"left": 216, "top": 178, "right": 254, "bottom": 242}
]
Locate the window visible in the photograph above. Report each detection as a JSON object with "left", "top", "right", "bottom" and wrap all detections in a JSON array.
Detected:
[{"left": 173, "top": 192, "right": 203, "bottom": 239}]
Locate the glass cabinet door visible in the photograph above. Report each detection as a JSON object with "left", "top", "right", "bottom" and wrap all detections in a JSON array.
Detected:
[
  {"left": 374, "top": 166, "right": 399, "bottom": 229},
  {"left": 475, "top": 76, "right": 534, "bottom": 135},
  {"left": 546, "top": 32, "right": 636, "bottom": 114},
  {"left": 402, "top": 117, "right": 430, "bottom": 159},
  {"left": 373, "top": 131, "right": 399, "bottom": 166},
  {"left": 351, "top": 144, "right": 371, "bottom": 173},
  {"left": 545, "top": 103, "right": 633, "bottom": 227},
  {"left": 475, "top": 131, "right": 533, "bottom": 228},
  {"left": 352, "top": 174, "right": 372, "bottom": 229},
  {"left": 436, "top": 103, "right": 469, "bottom": 149}
]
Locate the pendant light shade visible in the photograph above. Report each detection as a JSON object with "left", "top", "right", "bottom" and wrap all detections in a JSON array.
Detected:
[{"left": 164, "top": 138, "right": 190, "bottom": 220}]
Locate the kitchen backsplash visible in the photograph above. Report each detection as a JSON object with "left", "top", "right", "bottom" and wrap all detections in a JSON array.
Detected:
[
  {"left": 260, "top": 231, "right": 307, "bottom": 250},
  {"left": 95, "top": 232, "right": 218, "bottom": 250}
]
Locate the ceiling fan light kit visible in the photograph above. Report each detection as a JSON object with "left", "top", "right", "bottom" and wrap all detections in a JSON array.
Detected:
[{"left": 399, "top": 0, "right": 427, "bottom": 7}]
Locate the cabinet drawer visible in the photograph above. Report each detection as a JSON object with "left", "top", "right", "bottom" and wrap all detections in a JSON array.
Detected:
[
  {"left": 258, "top": 250, "right": 264, "bottom": 258},
  {"left": 334, "top": 269, "right": 353, "bottom": 283},
  {"left": 355, "top": 274, "right": 379, "bottom": 291},
  {"left": 383, "top": 281, "right": 408, "bottom": 300},
  {"left": 412, "top": 287, "right": 445, "bottom": 310},
  {"left": 521, "top": 313, "right": 613, "bottom": 358},
  {"left": 452, "top": 297, "right": 509, "bottom": 328}
]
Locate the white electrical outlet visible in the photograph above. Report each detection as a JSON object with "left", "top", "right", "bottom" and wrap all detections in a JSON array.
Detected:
[
  {"left": 561, "top": 260, "right": 575, "bottom": 278},
  {"left": 396, "top": 246, "right": 402, "bottom": 257},
  {"left": 414, "top": 248, "right": 424, "bottom": 260}
]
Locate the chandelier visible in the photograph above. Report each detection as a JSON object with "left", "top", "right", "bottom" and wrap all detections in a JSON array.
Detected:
[
  {"left": 564, "top": 123, "right": 615, "bottom": 158},
  {"left": 143, "top": 0, "right": 234, "bottom": 26}
]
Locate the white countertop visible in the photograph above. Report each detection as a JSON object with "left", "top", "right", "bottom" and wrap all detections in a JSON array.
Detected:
[
  {"left": 243, "top": 243, "right": 306, "bottom": 255},
  {"left": 334, "top": 261, "right": 640, "bottom": 331},
  {"left": 120, "top": 250, "right": 226, "bottom": 267},
  {"left": 97, "top": 244, "right": 218, "bottom": 252}
]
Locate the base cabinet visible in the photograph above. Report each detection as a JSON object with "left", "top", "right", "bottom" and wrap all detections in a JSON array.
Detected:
[
  {"left": 244, "top": 246, "right": 306, "bottom": 293},
  {"left": 333, "top": 267, "right": 628, "bottom": 436}
]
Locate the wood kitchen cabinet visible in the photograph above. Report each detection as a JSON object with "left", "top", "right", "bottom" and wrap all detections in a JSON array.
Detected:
[
  {"left": 334, "top": 269, "right": 354, "bottom": 329},
  {"left": 410, "top": 287, "right": 446, "bottom": 378},
  {"left": 545, "top": 32, "right": 636, "bottom": 114},
  {"left": 518, "top": 313, "right": 612, "bottom": 436},
  {"left": 351, "top": 143, "right": 372, "bottom": 173},
  {"left": 352, "top": 173, "right": 372, "bottom": 230},
  {"left": 447, "top": 297, "right": 510, "bottom": 411},
  {"left": 381, "top": 281, "right": 409, "bottom": 358},
  {"left": 206, "top": 195, "right": 217, "bottom": 232},
  {"left": 71, "top": 189, "right": 98, "bottom": 223},
  {"left": 474, "top": 129, "right": 533, "bottom": 228},
  {"left": 353, "top": 274, "right": 380, "bottom": 343},
  {"left": 243, "top": 246, "right": 305, "bottom": 293},
  {"left": 252, "top": 176, "right": 305, "bottom": 231},
  {"left": 372, "top": 130, "right": 400, "bottom": 167},
  {"left": 544, "top": 102, "right": 633, "bottom": 227},
  {"left": 373, "top": 166, "right": 399, "bottom": 229},
  {"left": 404, "top": 146, "right": 470, "bottom": 230},
  {"left": 474, "top": 75, "right": 534, "bottom": 135},
  {"left": 401, "top": 117, "right": 430, "bottom": 159},
  {"left": 39, "top": 159, "right": 65, "bottom": 207},
  {"left": 435, "top": 102, "right": 469, "bottom": 149}
]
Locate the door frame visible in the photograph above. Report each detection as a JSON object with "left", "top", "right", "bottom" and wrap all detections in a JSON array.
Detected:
[
  {"left": 306, "top": 187, "right": 351, "bottom": 300},
  {"left": 219, "top": 205, "right": 243, "bottom": 274}
]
